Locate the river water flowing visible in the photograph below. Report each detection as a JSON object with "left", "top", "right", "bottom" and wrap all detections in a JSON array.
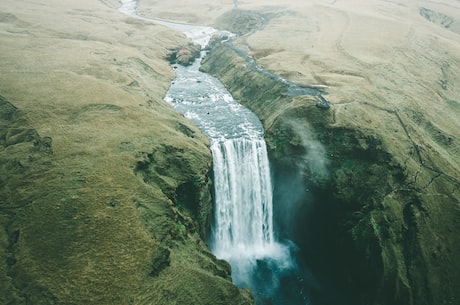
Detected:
[{"left": 119, "top": 1, "right": 308, "bottom": 304}]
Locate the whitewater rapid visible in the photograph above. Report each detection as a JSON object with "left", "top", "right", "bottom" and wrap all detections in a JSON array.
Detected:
[
  {"left": 158, "top": 17, "right": 294, "bottom": 290},
  {"left": 119, "top": 0, "right": 295, "bottom": 300}
]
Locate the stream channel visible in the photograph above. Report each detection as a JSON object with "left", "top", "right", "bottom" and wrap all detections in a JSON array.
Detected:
[{"left": 120, "top": 1, "right": 313, "bottom": 304}]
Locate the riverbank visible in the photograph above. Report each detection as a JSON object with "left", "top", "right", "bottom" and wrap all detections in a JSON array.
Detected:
[
  {"left": 2, "top": 0, "right": 459, "bottom": 304},
  {"left": 0, "top": 0, "right": 253, "bottom": 304},
  {"left": 139, "top": 1, "right": 459, "bottom": 177}
]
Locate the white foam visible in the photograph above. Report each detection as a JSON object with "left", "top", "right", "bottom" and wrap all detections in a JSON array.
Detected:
[{"left": 119, "top": 1, "right": 296, "bottom": 293}]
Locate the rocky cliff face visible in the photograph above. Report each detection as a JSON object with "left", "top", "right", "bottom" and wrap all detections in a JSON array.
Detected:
[
  {"left": 0, "top": 0, "right": 253, "bottom": 304},
  {"left": 201, "top": 42, "right": 460, "bottom": 305}
]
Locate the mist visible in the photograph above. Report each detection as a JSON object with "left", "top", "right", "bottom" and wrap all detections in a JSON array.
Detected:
[
  {"left": 287, "top": 118, "right": 329, "bottom": 181},
  {"left": 273, "top": 118, "right": 329, "bottom": 239}
]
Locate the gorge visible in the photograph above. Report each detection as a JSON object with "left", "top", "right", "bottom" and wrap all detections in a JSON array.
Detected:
[
  {"left": 120, "top": 2, "right": 309, "bottom": 303},
  {"left": 1, "top": 0, "right": 459, "bottom": 305},
  {"left": 199, "top": 7, "right": 460, "bottom": 304}
]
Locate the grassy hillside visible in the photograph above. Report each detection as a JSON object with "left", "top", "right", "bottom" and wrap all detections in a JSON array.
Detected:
[{"left": 0, "top": 0, "right": 253, "bottom": 304}]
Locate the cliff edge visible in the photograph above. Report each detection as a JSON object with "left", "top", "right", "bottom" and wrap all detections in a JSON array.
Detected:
[{"left": 200, "top": 0, "right": 460, "bottom": 304}]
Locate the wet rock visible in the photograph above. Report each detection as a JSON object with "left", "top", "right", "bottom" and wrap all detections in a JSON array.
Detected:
[{"left": 168, "top": 42, "right": 201, "bottom": 66}]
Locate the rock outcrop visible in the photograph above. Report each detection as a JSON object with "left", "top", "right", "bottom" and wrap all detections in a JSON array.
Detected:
[{"left": 168, "top": 43, "right": 202, "bottom": 66}]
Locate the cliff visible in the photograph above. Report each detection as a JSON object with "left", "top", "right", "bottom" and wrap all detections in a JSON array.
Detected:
[
  {"left": 2, "top": 0, "right": 459, "bottom": 304},
  {"left": 0, "top": 0, "right": 252, "bottom": 304},
  {"left": 199, "top": 1, "right": 460, "bottom": 304}
]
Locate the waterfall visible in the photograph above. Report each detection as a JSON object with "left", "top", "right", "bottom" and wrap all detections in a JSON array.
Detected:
[
  {"left": 118, "top": 1, "right": 298, "bottom": 301},
  {"left": 211, "top": 138, "right": 274, "bottom": 251},
  {"left": 211, "top": 138, "right": 293, "bottom": 290}
]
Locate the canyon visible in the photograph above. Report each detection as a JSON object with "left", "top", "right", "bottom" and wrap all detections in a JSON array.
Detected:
[{"left": 1, "top": 0, "right": 459, "bottom": 304}]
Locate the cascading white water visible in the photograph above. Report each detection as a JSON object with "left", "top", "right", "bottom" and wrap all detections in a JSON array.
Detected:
[
  {"left": 119, "top": 1, "right": 296, "bottom": 301},
  {"left": 211, "top": 138, "right": 292, "bottom": 288},
  {"left": 211, "top": 138, "right": 274, "bottom": 253}
]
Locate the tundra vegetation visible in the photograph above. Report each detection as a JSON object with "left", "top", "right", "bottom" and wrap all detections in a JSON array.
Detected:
[{"left": 1, "top": 0, "right": 459, "bottom": 305}]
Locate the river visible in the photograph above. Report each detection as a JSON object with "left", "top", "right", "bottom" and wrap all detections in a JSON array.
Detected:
[{"left": 119, "top": 1, "right": 309, "bottom": 304}]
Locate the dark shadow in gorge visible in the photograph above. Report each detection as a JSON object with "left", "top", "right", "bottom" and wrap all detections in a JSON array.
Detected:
[
  {"left": 272, "top": 164, "right": 354, "bottom": 305},
  {"left": 269, "top": 120, "right": 408, "bottom": 305},
  {"left": 201, "top": 37, "right": 460, "bottom": 305}
]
